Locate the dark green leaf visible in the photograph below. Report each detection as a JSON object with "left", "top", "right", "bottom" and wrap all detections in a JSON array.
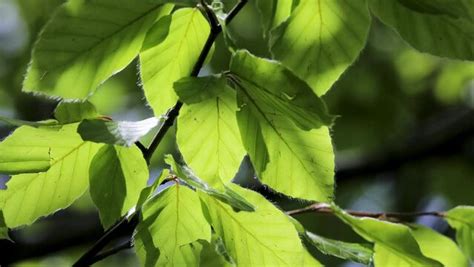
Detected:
[
  {"left": 89, "top": 145, "right": 149, "bottom": 228},
  {"left": 54, "top": 101, "right": 98, "bottom": 124}
]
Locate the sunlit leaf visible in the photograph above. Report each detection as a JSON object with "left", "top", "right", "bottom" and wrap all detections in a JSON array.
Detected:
[
  {"left": 271, "top": 0, "right": 371, "bottom": 95},
  {"left": 89, "top": 145, "right": 149, "bottom": 228},
  {"left": 134, "top": 184, "right": 211, "bottom": 266},
  {"left": 410, "top": 224, "right": 469, "bottom": 266},
  {"left": 332, "top": 205, "right": 442, "bottom": 266},
  {"left": 175, "top": 76, "right": 246, "bottom": 187},
  {"left": 78, "top": 117, "right": 163, "bottom": 147},
  {"left": 140, "top": 8, "right": 210, "bottom": 116},
  {"left": 23, "top": 0, "right": 173, "bottom": 99},
  {"left": 0, "top": 124, "right": 102, "bottom": 227},
  {"left": 0, "top": 126, "right": 52, "bottom": 174},
  {"left": 370, "top": 0, "right": 474, "bottom": 60},
  {"left": 230, "top": 51, "right": 334, "bottom": 130},
  {"left": 230, "top": 52, "right": 334, "bottom": 202},
  {"left": 200, "top": 184, "right": 322, "bottom": 266},
  {"left": 445, "top": 206, "right": 474, "bottom": 260}
]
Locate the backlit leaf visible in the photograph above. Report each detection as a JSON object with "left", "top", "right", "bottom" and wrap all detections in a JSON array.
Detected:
[
  {"left": 332, "top": 205, "right": 442, "bottom": 266},
  {"left": 200, "top": 184, "right": 321, "bottom": 266},
  {"left": 0, "top": 124, "right": 102, "bottom": 227},
  {"left": 271, "top": 0, "right": 371, "bottom": 95},
  {"left": 23, "top": 0, "right": 173, "bottom": 99},
  {"left": 410, "top": 224, "right": 469, "bottom": 267},
  {"left": 231, "top": 52, "right": 334, "bottom": 202},
  {"left": 134, "top": 184, "right": 211, "bottom": 266},
  {"left": 140, "top": 8, "right": 210, "bottom": 116},
  {"left": 445, "top": 206, "right": 474, "bottom": 260},
  {"left": 175, "top": 76, "right": 246, "bottom": 187}
]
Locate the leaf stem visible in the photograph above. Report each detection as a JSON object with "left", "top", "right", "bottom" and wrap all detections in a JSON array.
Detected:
[{"left": 286, "top": 203, "right": 446, "bottom": 219}]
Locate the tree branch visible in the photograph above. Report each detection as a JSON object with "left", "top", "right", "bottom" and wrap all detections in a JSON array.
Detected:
[{"left": 286, "top": 203, "right": 445, "bottom": 219}]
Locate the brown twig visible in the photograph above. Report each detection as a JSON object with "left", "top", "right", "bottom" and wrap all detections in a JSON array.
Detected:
[{"left": 286, "top": 203, "right": 445, "bottom": 219}]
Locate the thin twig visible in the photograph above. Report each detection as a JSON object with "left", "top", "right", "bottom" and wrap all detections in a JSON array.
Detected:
[{"left": 286, "top": 203, "right": 445, "bottom": 219}]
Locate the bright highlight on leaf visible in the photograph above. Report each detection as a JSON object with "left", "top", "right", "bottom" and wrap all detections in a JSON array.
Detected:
[
  {"left": 23, "top": 0, "right": 173, "bottom": 99},
  {"left": 140, "top": 8, "right": 210, "bottom": 116},
  {"left": 271, "top": 0, "right": 371, "bottom": 96},
  {"left": 175, "top": 76, "right": 246, "bottom": 187},
  {"left": 78, "top": 117, "right": 163, "bottom": 147},
  {"left": 200, "top": 184, "right": 322, "bottom": 266},
  {"left": 0, "top": 124, "right": 102, "bottom": 227},
  {"left": 89, "top": 145, "right": 149, "bottom": 228},
  {"left": 134, "top": 184, "right": 211, "bottom": 266}
]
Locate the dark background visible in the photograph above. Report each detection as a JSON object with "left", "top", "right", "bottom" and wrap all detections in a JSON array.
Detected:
[{"left": 0, "top": 0, "right": 473, "bottom": 265}]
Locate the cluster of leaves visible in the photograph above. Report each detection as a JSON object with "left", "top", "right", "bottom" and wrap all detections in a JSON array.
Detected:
[{"left": 0, "top": 0, "right": 473, "bottom": 266}]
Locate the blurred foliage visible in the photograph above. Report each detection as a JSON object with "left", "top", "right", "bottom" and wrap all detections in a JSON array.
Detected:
[{"left": 0, "top": 0, "right": 473, "bottom": 266}]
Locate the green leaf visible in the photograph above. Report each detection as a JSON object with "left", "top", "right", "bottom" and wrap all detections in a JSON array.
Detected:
[
  {"left": 445, "top": 206, "right": 474, "bottom": 260},
  {"left": 229, "top": 51, "right": 334, "bottom": 130},
  {"left": 164, "top": 155, "right": 255, "bottom": 212},
  {"left": 231, "top": 53, "right": 335, "bottom": 202},
  {"left": 396, "top": 0, "right": 472, "bottom": 19},
  {"left": 175, "top": 76, "right": 246, "bottom": 187},
  {"left": 89, "top": 145, "right": 149, "bottom": 228},
  {"left": 332, "top": 205, "right": 442, "bottom": 266},
  {"left": 0, "top": 127, "right": 52, "bottom": 175},
  {"left": 200, "top": 184, "right": 322, "bottom": 266},
  {"left": 271, "top": 0, "right": 371, "bottom": 95},
  {"left": 0, "top": 124, "right": 102, "bottom": 227},
  {"left": 54, "top": 101, "right": 98, "bottom": 124},
  {"left": 134, "top": 184, "right": 211, "bottom": 267},
  {"left": 23, "top": 0, "right": 173, "bottom": 99},
  {"left": 140, "top": 8, "right": 210, "bottom": 116},
  {"left": 370, "top": 0, "right": 474, "bottom": 60},
  {"left": 410, "top": 224, "right": 469, "bottom": 267},
  {"left": 78, "top": 117, "right": 163, "bottom": 147},
  {"left": 256, "top": 0, "right": 294, "bottom": 36},
  {"left": 304, "top": 231, "right": 374, "bottom": 265}
]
